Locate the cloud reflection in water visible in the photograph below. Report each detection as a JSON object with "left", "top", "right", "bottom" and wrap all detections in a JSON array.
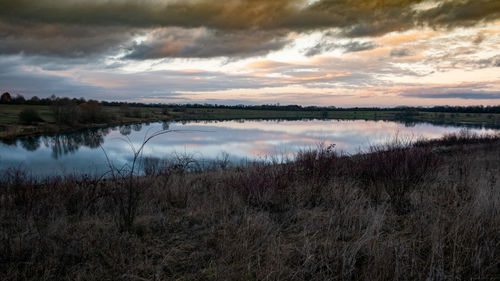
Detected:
[{"left": 0, "top": 119, "right": 497, "bottom": 177}]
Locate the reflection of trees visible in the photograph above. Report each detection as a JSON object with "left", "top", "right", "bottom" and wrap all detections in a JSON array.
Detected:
[
  {"left": 27, "top": 128, "right": 110, "bottom": 159},
  {"left": 0, "top": 138, "right": 17, "bottom": 146},
  {"left": 119, "top": 125, "right": 132, "bottom": 136},
  {"left": 50, "top": 135, "right": 81, "bottom": 159},
  {"left": 132, "top": 124, "right": 142, "bottom": 132},
  {"left": 403, "top": 121, "right": 417, "bottom": 128},
  {"left": 50, "top": 129, "right": 107, "bottom": 159},
  {"left": 2, "top": 124, "right": 148, "bottom": 160},
  {"left": 162, "top": 121, "right": 170, "bottom": 130},
  {"left": 20, "top": 137, "right": 41, "bottom": 151},
  {"left": 393, "top": 119, "right": 499, "bottom": 130}
]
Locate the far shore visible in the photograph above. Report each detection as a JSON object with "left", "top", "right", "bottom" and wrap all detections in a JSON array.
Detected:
[{"left": 2, "top": 104, "right": 500, "bottom": 140}]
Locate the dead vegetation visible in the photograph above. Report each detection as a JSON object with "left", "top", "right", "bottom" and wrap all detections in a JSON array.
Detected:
[{"left": 0, "top": 132, "right": 499, "bottom": 280}]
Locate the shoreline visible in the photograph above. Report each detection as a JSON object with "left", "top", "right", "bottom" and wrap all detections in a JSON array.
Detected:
[
  {"left": 2, "top": 135, "right": 499, "bottom": 279},
  {"left": 1, "top": 104, "right": 500, "bottom": 140}
]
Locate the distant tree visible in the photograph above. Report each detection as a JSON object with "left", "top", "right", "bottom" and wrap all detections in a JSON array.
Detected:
[
  {"left": 1, "top": 92, "right": 12, "bottom": 103},
  {"left": 77, "top": 100, "right": 102, "bottom": 123},
  {"left": 51, "top": 97, "right": 78, "bottom": 124},
  {"left": 12, "top": 94, "right": 26, "bottom": 104},
  {"left": 19, "top": 108, "right": 43, "bottom": 124},
  {"left": 25, "top": 96, "right": 40, "bottom": 105},
  {"left": 161, "top": 105, "right": 169, "bottom": 115}
]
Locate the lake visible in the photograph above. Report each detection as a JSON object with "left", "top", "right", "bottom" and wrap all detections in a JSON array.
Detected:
[{"left": 0, "top": 119, "right": 497, "bottom": 178}]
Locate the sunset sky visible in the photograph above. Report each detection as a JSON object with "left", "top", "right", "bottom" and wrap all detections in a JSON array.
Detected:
[{"left": 1, "top": 0, "right": 499, "bottom": 106}]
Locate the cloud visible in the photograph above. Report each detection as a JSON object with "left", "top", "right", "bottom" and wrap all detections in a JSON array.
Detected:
[
  {"left": 418, "top": 0, "right": 500, "bottom": 28},
  {"left": 1, "top": 0, "right": 499, "bottom": 58},
  {"left": 473, "top": 33, "right": 486, "bottom": 44},
  {"left": 390, "top": 48, "right": 412, "bottom": 57},
  {"left": 305, "top": 41, "right": 376, "bottom": 56},
  {"left": 0, "top": 20, "right": 135, "bottom": 57},
  {"left": 475, "top": 55, "right": 500, "bottom": 68},
  {"left": 125, "top": 28, "right": 291, "bottom": 59},
  {"left": 245, "top": 60, "right": 292, "bottom": 70},
  {"left": 405, "top": 92, "right": 500, "bottom": 100},
  {"left": 0, "top": 56, "right": 104, "bottom": 98},
  {"left": 400, "top": 82, "right": 500, "bottom": 100},
  {"left": 0, "top": 0, "right": 299, "bottom": 30}
]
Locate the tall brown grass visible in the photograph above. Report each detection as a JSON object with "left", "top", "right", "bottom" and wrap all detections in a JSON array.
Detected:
[{"left": 0, "top": 133, "right": 499, "bottom": 280}]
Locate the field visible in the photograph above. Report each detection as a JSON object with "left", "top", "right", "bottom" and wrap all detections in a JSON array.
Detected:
[
  {"left": 0, "top": 104, "right": 166, "bottom": 139},
  {"left": 1, "top": 104, "right": 499, "bottom": 140},
  {"left": 1, "top": 133, "right": 499, "bottom": 280}
]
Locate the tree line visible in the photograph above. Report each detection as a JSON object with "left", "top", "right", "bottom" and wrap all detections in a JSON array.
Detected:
[{"left": 2, "top": 92, "right": 500, "bottom": 114}]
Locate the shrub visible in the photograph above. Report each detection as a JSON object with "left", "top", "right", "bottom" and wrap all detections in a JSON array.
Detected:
[
  {"left": 122, "top": 106, "right": 142, "bottom": 118},
  {"left": 295, "top": 143, "right": 343, "bottom": 181},
  {"left": 50, "top": 98, "right": 78, "bottom": 125},
  {"left": 18, "top": 108, "right": 43, "bottom": 124},
  {"left": 414, "top": 129, "right": 500, "bottom": 147},
  {"left": 0, "top": 135, "right": 499, "bottom": 280},
  {"left": 77, "top": 100, "right": 107, "bottom": 123},
  {"left": 357, "top": 145, "right": 441, "bottom": 214},
  {"left": 229, "top": 163, "right": 294, "bottom": 212}
]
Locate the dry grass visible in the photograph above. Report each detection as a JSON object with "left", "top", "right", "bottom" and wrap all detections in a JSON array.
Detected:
[{"left": 1, "top": 134, "right": 499, "bottom": 280}]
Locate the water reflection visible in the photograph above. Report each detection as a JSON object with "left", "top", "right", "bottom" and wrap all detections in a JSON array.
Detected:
[
  {"left": 119, "top": 125, "right": 132, "bottom": 136},
  {"left": 132, "top": 124, "right": 142, "bottom": 132},
  {"left": 0, "top": 119, "right": 498, "bottom": 177},
  {"left": 47, "top": 129, "right": 107, "bottom": 159},
  {"left": 2, "top": 128, "right": 108, "bottom": 159},
  {"left": 20, "top": 137, "right": 41, "bottom": 151}
]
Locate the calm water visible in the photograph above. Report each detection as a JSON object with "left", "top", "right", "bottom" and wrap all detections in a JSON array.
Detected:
[{"left": 0, "top": 119, "right": 497, "bottom": 177}]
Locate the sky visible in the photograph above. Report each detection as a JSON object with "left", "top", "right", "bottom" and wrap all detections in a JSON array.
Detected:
[{"left": 1, "top": 0, "right": 500, "bottom": 106}]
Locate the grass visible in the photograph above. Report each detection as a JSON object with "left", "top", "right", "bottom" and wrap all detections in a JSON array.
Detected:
[
  {"left": 0, "top": 104, "right": 167, "bottom": 139},
  {"left": 1, "top": 104, "right": 499, "bottom": 139},
  {"left": 1, "top": 133, "right": 499, "bottom": 280},
  {"left": 416, "top": 111, "right": 500, "bottom": 126}
]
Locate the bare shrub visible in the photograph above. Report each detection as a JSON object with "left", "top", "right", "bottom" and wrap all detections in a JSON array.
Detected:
[
  {"left": 228, "top": 162, "right": 294, "bottom": 212},
  {"left": 18, "top": 108, "right": 43, "bottom": 124},
  {"left": 101, "top": 130, "right": 172, "bottom": 232},
  {"left": 415, "top": 128, "right": 500, "bottom": 147},
  {"left": 356, "top": 145, "right": 442, "bottom": 214},
  {"left": 1, "top": 134, "right": 499, "bottom": 280}
]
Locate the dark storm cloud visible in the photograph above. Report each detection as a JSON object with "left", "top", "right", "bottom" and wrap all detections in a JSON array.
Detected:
[
  {"left": 0, "top": 20, "right": 135, "bottom": 57},
  {"left": 0, "top": 0, "right": 299, "bottom": 30},
  {"left": 1, "top": 0, "right": 500, "bottom": 58},
  {"left": 125, "top": 28, "right": 291, "bottom": 59},
  {"left": 418, "top": 0, "right": 500, "bottom": 28}
]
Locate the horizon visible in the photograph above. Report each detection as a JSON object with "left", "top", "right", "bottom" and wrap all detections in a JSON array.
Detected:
[
  {"left": 4, "top": 91, "right": 500, "bottom": 109},
  {"left": 1, "top": 0, "right": 500, "bottom": 106}
]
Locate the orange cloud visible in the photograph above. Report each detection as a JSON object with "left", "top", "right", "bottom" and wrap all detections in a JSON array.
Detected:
[
  {"left": 378, "top": 30, "right": 439, "bottom": 46},
  {"left": 245, "top": 60, "right": 292, "bottom": 70}
]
